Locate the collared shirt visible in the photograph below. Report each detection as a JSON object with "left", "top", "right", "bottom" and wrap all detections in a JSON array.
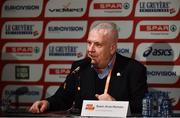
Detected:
[{"left": 93, "top": 54, "right": 116, "bottom": 79}]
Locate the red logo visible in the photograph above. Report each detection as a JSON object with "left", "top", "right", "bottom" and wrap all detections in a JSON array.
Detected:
[
  {"left": 49, "top": 68, "right": 70, "bottom": 75},
  {"left": 6, "top": 47, "right": 33, "bottom": 53},
  {"left": 170, "top": 8, "right": 176, "bottom": 14},
  {"left": 140, "top": 25, "right": 169, "bottom": 32},
  {"left": 85, "top": 104, "right": 95, "bottom": 110},
  {"left": 94, "top": 3, "right": 122, "bottom": 9}
]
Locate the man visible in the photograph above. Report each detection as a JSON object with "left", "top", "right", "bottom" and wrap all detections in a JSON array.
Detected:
[{"left": 29, "top": 22, "right": 148, "bottom": 114}]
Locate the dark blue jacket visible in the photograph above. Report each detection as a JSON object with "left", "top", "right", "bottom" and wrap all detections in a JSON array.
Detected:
[{"left": 46, "top": 53, "right": 148, "bottom": 114}]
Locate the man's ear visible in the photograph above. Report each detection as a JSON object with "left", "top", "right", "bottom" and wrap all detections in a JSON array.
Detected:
[{"left": 110, "top": 43, "right": 117, "bottom": 54}]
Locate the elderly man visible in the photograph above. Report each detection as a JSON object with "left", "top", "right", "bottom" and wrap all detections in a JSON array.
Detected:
[{"left": 29, "top": 22, "right": 148, "bottom": 114}]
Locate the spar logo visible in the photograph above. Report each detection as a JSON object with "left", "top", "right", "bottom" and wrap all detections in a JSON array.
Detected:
[
  {"left": 2, "top": 43, "right": 43, "bottom": 60},
  {"left": 135, "top": 21, "right": 179, "bottom": 39},
  {"left": 93, "top": 2, "right": 130, "bottom": 10},
  {"left": 49, "top": 68, "right": 70, "bottom": 75},
  {"left": 45, "top": 64, "right": 71, "bottom": 82},
  {"left": 89, "top": 0, "right": 133, "bottom": 17},
  {"left": 85, "top": 104, "right": 95, "bottom": 111},
  {"left": 140, "top": 25, "right": 177, "bottom": 32},
  {"left": 143, "top": 47, "right": 172, "bottom": 57},
  {"left": 5, "top": 46, "right": 40, "bottom": 54},
  {"left": 93, "top": 2, "right": 130, "bottom": 12}
]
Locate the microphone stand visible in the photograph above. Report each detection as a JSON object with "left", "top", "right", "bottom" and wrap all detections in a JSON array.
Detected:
[
  {"left": 69, "top": 69, "right": 81, "bottom": 115},
  {"left": 1, "top": 94, "right": 11, "bottom": 112},
  {"left": 14, "top": 87, "right": 29, "bottom": 111},
  {"left": 69, "top": 57, "right": 91, "bottom": 114},
  {"left": 15, "top": 94, "right": 19, "bottom": 110}
]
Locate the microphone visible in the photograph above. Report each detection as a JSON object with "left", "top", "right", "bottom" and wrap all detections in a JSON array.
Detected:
[
  {"left": 2, "top": 87, "right": 29, "bottom": 112},
  {"left": 71, "top": 57, "right": 91, "bottom": 74},
  {"left": 15, "top": 87, "right": 29, "bottom": 96}
]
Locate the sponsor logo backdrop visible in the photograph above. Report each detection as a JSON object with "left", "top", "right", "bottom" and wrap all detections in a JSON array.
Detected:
[{"left": 0, "top": 0, "right": 179, "bottom": 113}]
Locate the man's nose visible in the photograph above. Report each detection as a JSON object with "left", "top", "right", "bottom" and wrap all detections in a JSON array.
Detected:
[{"left": 88, "top": 44, "right": 95, "bottom": 52}]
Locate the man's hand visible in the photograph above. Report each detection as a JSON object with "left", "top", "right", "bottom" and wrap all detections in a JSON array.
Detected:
[
  {"left": 95, "top": 93, "right": 116, "bottom": 101},
  {"left": 28, "top": 100, "right": 49, "bottom": 113}
]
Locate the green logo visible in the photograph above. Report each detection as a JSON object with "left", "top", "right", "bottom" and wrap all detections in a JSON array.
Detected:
[
  {"left": 34, "top": 47, "right": 40, "bottom": 53},
  {"left": 170, "top": 25, "right": 177, "bottom": 32},
  {"left": 123, "top": 3, "right": 130, "bottom": 9}
]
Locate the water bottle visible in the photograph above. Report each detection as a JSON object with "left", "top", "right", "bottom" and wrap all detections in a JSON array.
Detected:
[
  {"left": 142, "top": 93, "right": 153, "bottom": 117},
  {"left": 161, "top": 92, "right": 172, "bottom": 117},
  {"left": 157, "top": 91, "right": 164, "bottom": 117},
  {"left": 151, "top": 91, "right": 158, "bottom": 116}
]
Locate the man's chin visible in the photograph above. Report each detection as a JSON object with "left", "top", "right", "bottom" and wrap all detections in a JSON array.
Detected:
[
  {"left": 91, "top": 61, "right": 98, "bottom": 67},
  {"left": 91, "top": 60, "right": 96, "bottom": 64}
]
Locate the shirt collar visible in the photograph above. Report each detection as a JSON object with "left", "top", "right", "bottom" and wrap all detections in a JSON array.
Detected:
[{"left": 93, "top": 54, "right": 116, "bottom": 79}]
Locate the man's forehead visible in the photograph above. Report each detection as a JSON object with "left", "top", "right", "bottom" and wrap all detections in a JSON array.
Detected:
[
  {"left": 90, "top": 28, "right": 108, "bottom": 35},
  {"left": 87, "top": 36, "right": 106, "bottom": 45}
]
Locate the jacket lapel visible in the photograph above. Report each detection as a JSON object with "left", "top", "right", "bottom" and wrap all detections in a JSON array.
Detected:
[
  {"left": 109, "top": 53, "right": 129, "bottom": 93},
  {"left": 80, "top": 66, "right": 97, "bottom": 100}
]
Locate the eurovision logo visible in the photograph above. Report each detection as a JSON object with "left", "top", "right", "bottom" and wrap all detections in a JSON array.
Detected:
[
  {"left": 45, "top": 21, "right": 87, "bottom": 39},
  {"left": 146, "top": 65, "right": 180, "bottom": 84},
  {"left": 1, "top": 0, "right": 43, "bottom": 17}
]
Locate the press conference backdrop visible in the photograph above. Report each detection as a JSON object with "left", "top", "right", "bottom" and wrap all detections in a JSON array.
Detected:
[{"left": 0, "top": 0, "right": 179, "bottom": 113}]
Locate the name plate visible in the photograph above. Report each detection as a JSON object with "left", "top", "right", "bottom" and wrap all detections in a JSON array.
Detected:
[{"left": 81, "top": 100, "right": 130, "bottom": 117}]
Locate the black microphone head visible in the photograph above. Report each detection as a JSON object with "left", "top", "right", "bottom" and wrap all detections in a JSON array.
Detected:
[
  {"left": 84, "top": 57, "right": 91, "bottom": 63},
  {"left": 71, "top": 57, "right": 91, "bottom": 74},
  {"left": 80, "top": 57, "right": 91, "bottom": 68},
  {"left": 15, "top": 87, "right": 29, "bottom": 96}
]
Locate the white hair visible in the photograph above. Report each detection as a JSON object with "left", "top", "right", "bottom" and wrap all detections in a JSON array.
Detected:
[{"left": 91, "top": 22, "right": 119, "bottom": 40}]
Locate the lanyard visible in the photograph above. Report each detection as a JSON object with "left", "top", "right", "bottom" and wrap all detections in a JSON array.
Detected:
[{"left": 104, "top": 69, "right": 112, "bottom": 94}]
